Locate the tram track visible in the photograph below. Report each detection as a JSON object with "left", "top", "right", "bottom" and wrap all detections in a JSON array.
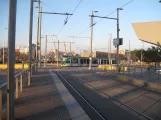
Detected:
[
  {"left": 76, "top": 77, "right": 153, "bottom": 120},
  {"left": 54, "top": 68, "right": 150, "bottom": 120},
  {"left": 55, "top": 67, "right": 158, "bottom": 120},
  {"left": 56, "top": 72, "right": 106, "bottom": 120}
]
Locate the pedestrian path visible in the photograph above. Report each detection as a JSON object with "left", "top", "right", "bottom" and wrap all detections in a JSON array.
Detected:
[{"left": 15, "top": 68, "right": 90, "bottom": 120}]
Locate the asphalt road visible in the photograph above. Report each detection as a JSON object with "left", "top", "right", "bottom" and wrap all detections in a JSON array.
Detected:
[{"left": 54, "top": 67, "right": 161, "bottom": 120}]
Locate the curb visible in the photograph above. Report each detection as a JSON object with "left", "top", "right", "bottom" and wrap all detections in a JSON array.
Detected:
[{"left": 115, "top": 74, "right": 161, "bottom": 91}]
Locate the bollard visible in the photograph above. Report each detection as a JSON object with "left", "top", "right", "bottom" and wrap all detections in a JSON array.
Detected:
[
  {"left": 16, "top": 77, "right": 19, "bottom": 99},
  {"left": 26, "top": 70, "right": 28, "bottom": 81},
  {"left": 20, "top": 74, "right": 23, "bottom": 92},
  {"left": 31, "top": 65, "right": 33, "bottom": 76},
  {"left": 111, "top": 65, "right": 112, "bottom": 71},
  {"left": 22, "top": 61, "right": 24, "bottom": 69},
  {"left": 28, "top": 71, "right": 31, "bottom": 86},
  {"left": 103, "top": 64, "right": 105, "bottom": 71},
  {"left": 35, "top": 63, "right": 37, "bottom": 72},
  {"left": 33, "top": 64, "right": 35, "bottom": 73},
  {"left": 0, "top": 89, "right": 2, "bottom": 120}
]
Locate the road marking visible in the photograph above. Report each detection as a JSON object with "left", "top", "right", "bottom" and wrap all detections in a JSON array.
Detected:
[{"left": 49, "top": 70, "right": 90, "bottom": 120}]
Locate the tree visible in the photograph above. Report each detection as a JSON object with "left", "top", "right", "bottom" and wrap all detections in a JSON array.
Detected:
[
  {"left": 131, "top": 44, "right": 161, "bottom": 67},
  {"left": 131, "top": 49, "right": 143, "bottom": 61}
]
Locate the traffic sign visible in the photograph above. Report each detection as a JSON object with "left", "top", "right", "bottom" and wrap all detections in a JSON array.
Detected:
[{"left": 113, "top": 38, "right": 123, "bottom": 46}]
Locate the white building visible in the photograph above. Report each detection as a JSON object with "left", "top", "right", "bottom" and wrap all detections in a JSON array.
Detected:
[{"left": 16, "top": 44, "right": 36, "bottom": 54}]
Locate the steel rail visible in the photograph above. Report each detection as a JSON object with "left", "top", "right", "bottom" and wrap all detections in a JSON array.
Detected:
[
  {"left": 76, "top": 76, "right": 153, "bottom": 120},
  {"left": 56, "top": 72, "right": 106, "bottom": 120}
]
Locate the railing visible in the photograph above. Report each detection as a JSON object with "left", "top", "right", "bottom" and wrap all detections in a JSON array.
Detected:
[
  {"left": 118, "top": 65, "right": 161, "bottom": 82},
  {"left": 0, "top": 69, "right": 29, "bottom": 120}
]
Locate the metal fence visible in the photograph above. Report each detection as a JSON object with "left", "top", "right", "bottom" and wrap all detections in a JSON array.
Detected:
[
  {"left": 0, "top": 69, "right": 29, "bottom": 120},
  {"left": 118, "top": 65, "right": 161, "bottom": 82},
  {"left": 97, "top": 64, "right": 161, "bottom": 83}
]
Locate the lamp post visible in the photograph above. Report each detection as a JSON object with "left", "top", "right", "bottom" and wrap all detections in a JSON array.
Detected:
[
  {"left": 35, "top": 0, "right": 40, "bottom": 71},
  {"left": 116, "top": 8, "right": 123, "bottom": 73},
  {"left": 51, "top": 35, "right": 57, "bottom": 64},
  {"left": 89, "top": 8, "right": 123, "bottom": 72},
  {"left": 44, "top": 35, "right": 47, "bottom": 67},
  {"left": 38, "top": 7, "right": 42, "bottom": 68},
  {"left": 89, "top": 10, "right": 98, "bottom": 70},
  {"left": 7, "top": 0, "right": 17, "bottom": 119},
  {"left": 108, "top": 34, "right": 112, "bottom": 65}
]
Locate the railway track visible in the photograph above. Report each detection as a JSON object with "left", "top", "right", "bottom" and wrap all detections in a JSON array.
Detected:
[
  {"left": 56, "top": 72, "right": 106, "bottom": 120},
  {"left": 54, "top": 67, "right": 161, "bottom": 120}
]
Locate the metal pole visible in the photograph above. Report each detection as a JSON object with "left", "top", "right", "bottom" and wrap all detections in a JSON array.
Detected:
[
  {"left": 70, "top": 43, "right": 72, "bottom": 56},
  {"left": 116, "top": 8, "right": 120, "bottom": 73},
  {"left": 108, "top": 34, "right": 112, "bottom": 65},
  {"left": 110, "top": 34, "right": 112, "bottom": 61},
  {"left": 28, "top": 0, "right": 33, "bottom": 86},
  {"left": 7, "top": 0, "right": 17, "bottom": 119},
  {"left": 57, "top": 40, "right": 59, "bottom": 67},
  {"left": 108, "top": 36, "right": 110, "bottom": 60},
  {"left": 129, "top": 40, "right": 131, "bottom": 64},
  {"left": 44, "top": 35, "right": 47, "bottom": 67},
  {"left": 38, "top": 7, "right": 42, "bottom": 68},
  {"left": 141, "top": 42, "right": 144, "bottom": 76},
  {"left": 109, "top": 34, "right": 112, "bottom": 65},
  {"left": 36, "top": 0, "right": 40, "bottom": 71},
  {"left": 89, "top": 11, "right": 94, "bottom": 70},
  {"left": 3, "top": 39, "right": 5, "bottom": 64}
]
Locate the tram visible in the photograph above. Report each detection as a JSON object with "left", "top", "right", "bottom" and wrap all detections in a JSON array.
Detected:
[{"left": 61, "top": 56, "right": 117, "bottom": 67}]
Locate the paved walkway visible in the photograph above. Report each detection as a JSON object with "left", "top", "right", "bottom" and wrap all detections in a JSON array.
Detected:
[{"left": 15, "top": 68, "right": 89, "bottom": 120}]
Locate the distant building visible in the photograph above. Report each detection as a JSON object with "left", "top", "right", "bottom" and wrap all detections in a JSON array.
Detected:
[
  {"left": 80, "top": 51, "right": 126, "bottom": 60},
  {"left": 112, "top": 49, "right": 127, "bottom": 55},
  {"left": 16, "top": 46, "right": 27, "bottom": 53},
  {"left": 0, "top": 48, "right": 7, "bottom": 56},
  {"left": 47, "top": 49, "right": 64, "bottom": 61},
  {"left": 15, "top": 44, "right": 36, "bottom": 55}
]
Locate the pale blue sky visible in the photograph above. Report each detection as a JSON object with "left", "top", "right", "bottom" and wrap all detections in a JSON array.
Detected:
[{"left": 0, "top": 0, "right": 161, "bottom": 53}]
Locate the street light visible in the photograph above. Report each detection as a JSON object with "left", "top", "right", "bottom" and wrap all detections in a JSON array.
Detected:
[
  {"left": 89, "top": 8, "right": 122, "bottom": 72},
  {"left": 118, "top": 8, "right": 123, "bottom": 10},
  {"left": 108, "top": 33, "right": 112, "bottom": 64},
  {"left": 89, "top": 10, "right": 98, "bottom": 70},
  {"left": 116, "top": 8, "right": 123, "bottom": 73},
  {"left": 93, "top": 10, "right": 98, "bottom": 13}
]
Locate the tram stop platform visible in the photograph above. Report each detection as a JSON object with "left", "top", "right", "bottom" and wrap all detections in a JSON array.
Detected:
[{"left": 15, "top": 68, "right": 90, "bottom": 120}]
